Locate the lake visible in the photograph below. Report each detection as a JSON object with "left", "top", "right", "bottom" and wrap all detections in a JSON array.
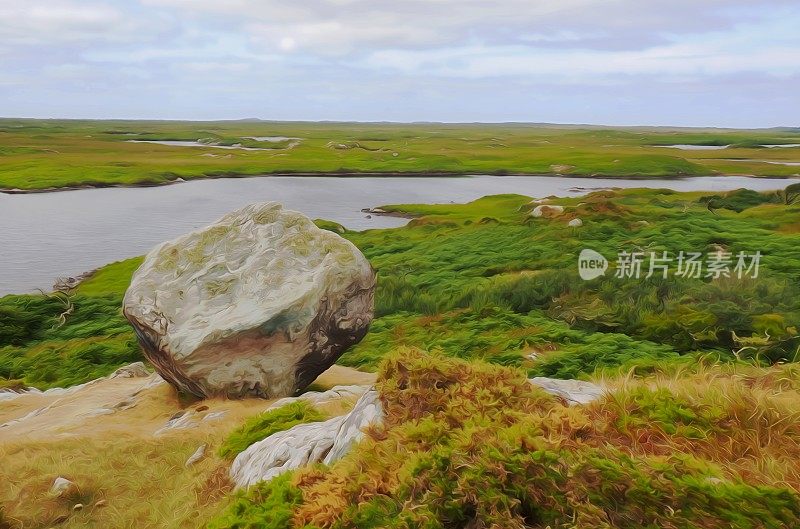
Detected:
[{"left": 0, "top": 174, "right": 795, "bottom": 296}]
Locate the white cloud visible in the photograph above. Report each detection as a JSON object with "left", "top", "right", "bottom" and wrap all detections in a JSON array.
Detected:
[
  {"left": 142, "top": 0, "right": 797, "bottom": 54},
  {"left": 0, "top": 0, "right": 160, "bottom": 46},
  {"left": 0, "top": 0, "right": 798, "bottom": 124}
]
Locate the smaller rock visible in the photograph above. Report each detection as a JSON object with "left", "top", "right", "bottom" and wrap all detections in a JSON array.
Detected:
[
  {"left": 529, "top": 377, "right": 605, "bottom": 405},
  {"left": 94, "top": 499, "right": 107, "bottom": 508},
  {"left": 202, "top": 411, "right": 227, "bottom": 422},
  {"left": 231, "top": 388, "right": 383, "bottom": 488},
  {"left": 567, "top": 218, "right": 583, "bottom": 227},
  {"left": 50, "top": 477, "right": 75, "bottom": 497},
  {"left": 323, "top": 388, "right": 383, "bottom": 465},
  {"left": 110, "top": 362, "right": 150, "bottom": 379},
  {"left": 231, "top": 415, "right": 345, "bottom": 488},
  {"left": 531, "top": 205, "right": 564, "bottom": 218},
  {"left": 267, "top": 385, "right": 368, "bottom": 411},
  {"left": 185, "top": 444, "right": 207, "bottom": 467},
  {"left": 550, "top": 164, "right": 575, "bottom": 174},
  {"left": 73, "top": 504, "right": 84, "bottom": 511},
  {"left": 154, "top": 411, "right": 197, "bottom": 436}
]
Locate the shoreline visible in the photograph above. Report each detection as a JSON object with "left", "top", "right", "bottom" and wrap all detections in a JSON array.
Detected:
[{"left": 3, "top": 171, "right": 796, "bottom": 195}]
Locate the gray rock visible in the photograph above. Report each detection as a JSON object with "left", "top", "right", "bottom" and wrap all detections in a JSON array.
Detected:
[
  {"left": 154, "top": 410, "right": 198, "bottom": 436},
  {"left": 531, "top": 204, "right": 564, "bottom": 218},
  {"left": 567, "top": 218, "right": 583, "bottom": 227},
  {"left": 185, "top": 444, "right": 207, "bottom": 467},
  {"left": 529, "top": 377, "right": 605, "bottom": 405},
  {"left": 51, "top": 477, "right": 75, "bottom": 497},
  {"left": 230, "top": 387, "right": 383, "bottom": 488},
  {"left": 267, "top": 384, "right": 368, "bottom": 411},
  {"left": 123, "top": 202, "right": 376, "bottom": 399},
  {"left": 323, "top": 388, "right": 383, "bottom": 465},
  {"left": 110, "top": 362, "right": 150, "bottom": 378}
]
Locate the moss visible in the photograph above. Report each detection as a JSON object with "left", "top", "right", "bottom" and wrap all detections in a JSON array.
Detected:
[
  {"left": 208, "top": 473, "right": 306, "bottom": 529},
  {"left": 210, "top": 351, "right": 800, "bottom": 528},
  {"left": 218, "top": 401, "right": 327, "bottom": 459}
]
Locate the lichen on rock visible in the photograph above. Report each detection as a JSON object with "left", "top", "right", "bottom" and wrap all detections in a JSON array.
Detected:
[{"left": 123, "top": 202, "right": 376, "bottom": 399}]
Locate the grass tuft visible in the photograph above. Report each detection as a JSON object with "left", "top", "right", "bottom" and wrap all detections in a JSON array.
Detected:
[
  {"left": 217, "top": 401, "right": 326, "bottom": 459},
  {"left": 210, "top": 351, "right": 800, "bottom": 529}
]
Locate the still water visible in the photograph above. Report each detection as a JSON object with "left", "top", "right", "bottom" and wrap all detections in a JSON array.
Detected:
[{"left": 0, "top": 174, "right": 795, "bottom": 295}]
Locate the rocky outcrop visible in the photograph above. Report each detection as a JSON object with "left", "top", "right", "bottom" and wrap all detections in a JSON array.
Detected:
[
  {"left": 123, "top": 202, "right": 376, "bottom": 399},
  {"left": 0, "top": 361, "right": 152, "bottom": 404},
  {"left": 322, "top": 387, "right": 383, "bottom": 465},
  {"left": 529, "top": 377, "right": 605, "bottom": 405},
  {"left": 266, "top": 384, "right": 368, "bottom": 411},
  {"left": 531, "top": 204, "right": 564, "bottom": 218},
  {"left": 230, "top": 388, "right": 383, "bottom": 488},
  {"left": 110, "top": 362, "right": 150, "bottom": 379}
]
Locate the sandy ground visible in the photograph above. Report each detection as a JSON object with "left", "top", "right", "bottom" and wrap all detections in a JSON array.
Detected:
[{"left": 0, "top": 364, "right": 376, "bottom": 444}]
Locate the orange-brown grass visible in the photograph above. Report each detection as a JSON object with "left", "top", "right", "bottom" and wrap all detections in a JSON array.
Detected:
[
  {"left": 589, "top": 363, "right": 800, "bottom": 491},
  {"left": 212, "top": 349, "right": 800, "bottom": 529}
]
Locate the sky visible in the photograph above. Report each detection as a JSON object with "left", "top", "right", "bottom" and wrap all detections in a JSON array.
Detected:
[{"left": 1, "top": 0, "right": 798, "bottom": 127}]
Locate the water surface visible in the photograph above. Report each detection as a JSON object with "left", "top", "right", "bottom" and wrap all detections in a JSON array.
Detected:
[
  {"left": 0, "top": 175, "right": 794, "bottom": 296},
  {"left": 126, "top": 140, "right": 273, "bottom": 151},
  {"left": 654, "top": 144, "right": 730, "bottom": 150}
]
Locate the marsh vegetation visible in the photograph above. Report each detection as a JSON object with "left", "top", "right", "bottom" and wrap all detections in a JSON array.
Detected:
[{"left": 1, "top": 119, "right": 799, "bottom": 191}]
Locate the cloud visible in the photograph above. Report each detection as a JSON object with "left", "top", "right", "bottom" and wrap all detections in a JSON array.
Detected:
[
  {"left": 0, "top": 0, "right": 798, "bottom": 125},
  {"left": 0, "top": 0, "right": 161, "bottom": 46},
  {"left": 142, "top": 0, "right": 797, "bottom": 54}
]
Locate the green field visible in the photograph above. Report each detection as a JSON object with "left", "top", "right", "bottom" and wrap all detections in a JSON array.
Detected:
[
  {"left": 1, "top": 119, "right": 800, "bottom": 190},
  {"left": 3, "top": 185, "right": 799, "bottom": 389}
]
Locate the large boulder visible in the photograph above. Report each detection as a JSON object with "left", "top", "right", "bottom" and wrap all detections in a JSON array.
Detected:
[{"left": 123, "top": 202, "right": 376, "bottom": 399}]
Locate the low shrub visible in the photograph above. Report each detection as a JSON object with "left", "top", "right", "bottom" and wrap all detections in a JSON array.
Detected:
[{"left": 210, "top": 351, "right": 800, "bottom": 529}]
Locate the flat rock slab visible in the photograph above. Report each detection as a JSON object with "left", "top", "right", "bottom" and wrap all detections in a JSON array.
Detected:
[
  {"left": 231, "top": 387, "right": 383, "bottom": 488},
  {"left": 0, "top": 364, "right": 377, "bottom": 444}
]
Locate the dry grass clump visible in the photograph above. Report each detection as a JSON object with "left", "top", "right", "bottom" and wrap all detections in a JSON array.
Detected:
[
  {"left": 212, "top": 349, "right": 800, "bottom": 529},
  {"left": 591, "top": 363, "right": 800, "bottom": 491}
]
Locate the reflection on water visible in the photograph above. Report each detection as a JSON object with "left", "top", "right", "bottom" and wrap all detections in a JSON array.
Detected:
[
  {"left": 126, "top": 140, "right": 272, "bottom": 151},
  {"left": 0, "top": 174, "right": 795, "bottom": 296},
  {"left": 654, "top": 144, "right": 730, "bottom": 150}
]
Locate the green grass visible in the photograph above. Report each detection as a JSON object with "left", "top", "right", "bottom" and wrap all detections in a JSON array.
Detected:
[
  {"left": 1, "top": 119, "right": 800, "bottom": 190},
  {"left": 339, "top": 307, "right": 682, "bottom": 378},
  {"left": 2, "top": 185, "right": 800, "bottom": 389},
  {"left": 208, "top": 473, "right": 301, "bottom": 529},
  {"left": 218, "top": 401, "right": 327, "bottom": 459},
  {"left": 0, "top": 293, "right": 140, "bottom": 389},
  {"left": 74, "top": 257, "right": 144, "bottom": 297}
]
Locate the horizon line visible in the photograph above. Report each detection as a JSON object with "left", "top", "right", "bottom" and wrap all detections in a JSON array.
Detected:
[{"left": 0, "top": 116, "right": 798, "bottom": 132}]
